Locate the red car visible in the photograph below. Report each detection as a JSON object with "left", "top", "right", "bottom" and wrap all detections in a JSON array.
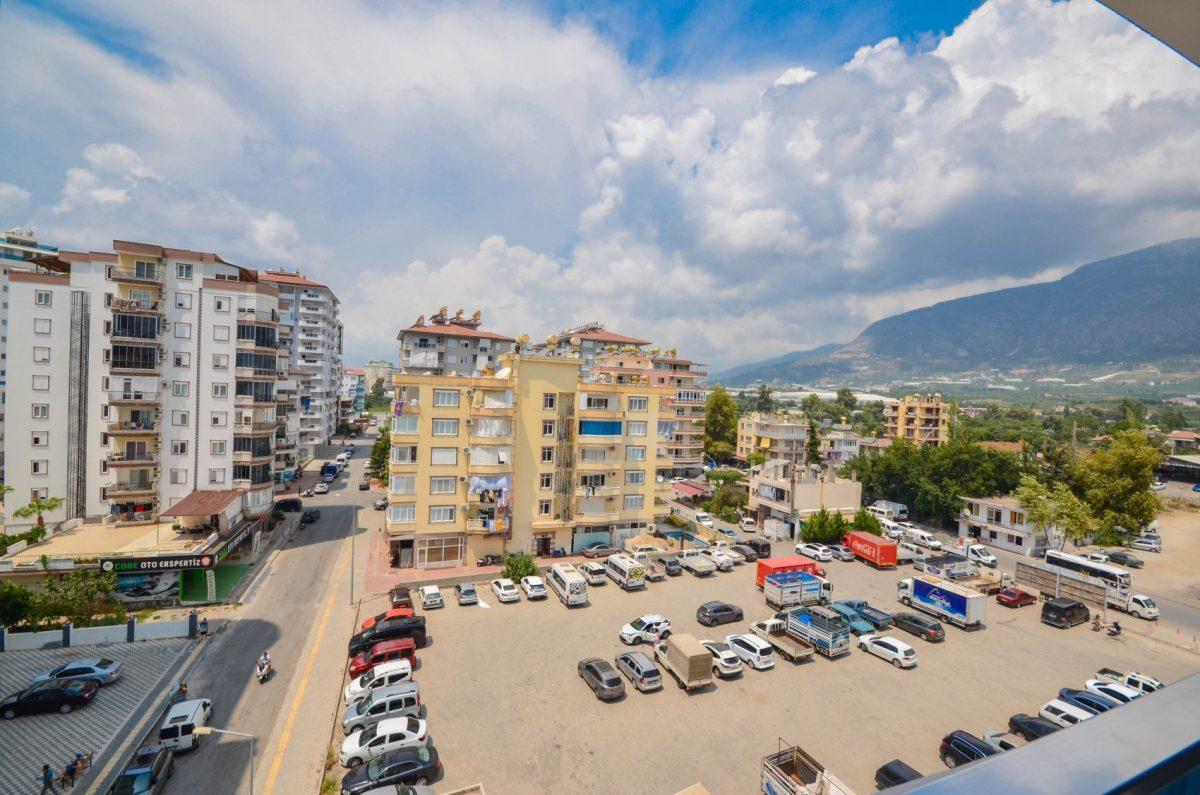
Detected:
[
  {"left": 348, "top": 638, "right": 417, "bottom": 678},
  {"left": 997, "top": 588, "right": 1037, "bottom": 608},
  {"left": 389, "top": 585, "right": 414, "bottom": 609},
  {"left": 361, "top": 607, "right": 415, "bottom": 631}
]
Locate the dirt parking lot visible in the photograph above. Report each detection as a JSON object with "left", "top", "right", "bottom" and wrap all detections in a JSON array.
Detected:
[{"left": 338, "top": 541, "right": 1200, "bottom": 794}]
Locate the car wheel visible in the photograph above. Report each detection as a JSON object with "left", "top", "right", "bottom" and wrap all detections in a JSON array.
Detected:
[
  {"left": 1, "top": 709, "right": 14, "bottom": 720},
  {"left": 943, "top": 754, "right": 957, "bottom": 768},
  {"left": 892, "top": 658, "right": 902, "bottom": 669},
  {"left": 59, "top": 703, "right": 72, "bottom": 714},
  {"left": 901, "top": 597, "right": 912, "bottom": 606},
  {"left": 1018, "top": 732, "right": 1031, "bottom": 742},
  {"left": 415, "top": 777, "right": 429, "bottom": 786}
]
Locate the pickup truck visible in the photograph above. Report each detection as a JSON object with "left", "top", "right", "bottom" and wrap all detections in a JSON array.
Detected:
[
  {"left": 749, "top": 619, "right": 814, "bottom": 662},
  {"left": 761, "top": 742, "right": 854, "bottom": 795},
  {"left": 678, "top": 549, "right": 717, "bottom": 576},
  {"left": 834, "top": 599, "right": 893, "bottom": 630},
  {"left": 763, "top": 571, "right": 831, "bottom": 610},
  {"left": 1097, "top": 668, "right": 1163, "bottom": 694},
  {"left": 654, "top": 633, "right": 713, "bottom": 691},
  {"left": 785, "top": 607, "right": 852, "bottom": 658}
]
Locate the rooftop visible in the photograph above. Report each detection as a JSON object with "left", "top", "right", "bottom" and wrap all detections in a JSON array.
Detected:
[
  {"left": 259, "top": 268, "right": 327, "bottom": 288},
  {"left": 1, "top": 521, "right": 210, "bottom": 566},
  {"left": 159, "top": 489, "right": 243, "bottom": 518}
]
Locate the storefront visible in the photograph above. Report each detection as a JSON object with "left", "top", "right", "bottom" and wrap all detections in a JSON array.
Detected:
[{"left": 414, "top": 534, "right": 466, "bottom": 569}]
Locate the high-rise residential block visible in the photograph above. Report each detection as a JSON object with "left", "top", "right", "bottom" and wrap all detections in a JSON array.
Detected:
[
  {"left": 396, "top": 307, "right": 514, "bottom": 376},
  {"left": 884, "top": 393, "right": 949, "bottom": 447},
  {"left": 736, "top": 413, "right": 860, "bottom": 466}
]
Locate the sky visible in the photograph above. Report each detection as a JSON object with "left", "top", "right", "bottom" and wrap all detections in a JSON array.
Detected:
[{"left": 2, "top": 0, "right": 1199, "bottom": 371}]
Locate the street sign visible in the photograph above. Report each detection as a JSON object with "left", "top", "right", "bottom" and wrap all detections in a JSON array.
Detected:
[
  {"left": 100, "top": 554, "right": 215, "bottom": 573},
  {"left": 205, "top": 570, "right": 217, "bottom": 602}
]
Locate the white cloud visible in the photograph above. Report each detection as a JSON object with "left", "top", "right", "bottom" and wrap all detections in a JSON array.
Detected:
[
  {"left": 0, "top": 182, "right": 31, "bottom": 215},
  {"left": 774, "top": 66, "right": 816, "bottom": 87}
]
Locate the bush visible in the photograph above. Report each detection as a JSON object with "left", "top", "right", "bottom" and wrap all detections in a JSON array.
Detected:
[
  {"left": 666, "top": 514, "right": 688, "bottom": 529},
  {"left": 501, "top": 552, "right": 538, "bottom": 581},
  {"left": 849, "top": 507, "right": 883, "bottom": 536},
  {"left": 801, "top": 508, "right": 848, "bottom": 545}
]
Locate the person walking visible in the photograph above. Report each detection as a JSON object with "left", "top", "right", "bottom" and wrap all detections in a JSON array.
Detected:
[{"left": 40, "top": 764, "right": 59, "bottom": 794}]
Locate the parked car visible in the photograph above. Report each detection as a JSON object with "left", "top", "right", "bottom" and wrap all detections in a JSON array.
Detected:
[
  {"left": 361, "top": 608, "right": 415, "bottom": 632},
  {"left": 1039, "top": 699, "right": 1095, "bottom": 728},
  {"left": 696, "top": 601, "right": 743, "bottom": 627},
  {"left": 857, "top": 635, "right": 917, "bottom": 668},
  {"left": 578, "top": 562, "right": 608, "bottom": 584},
  {"left": 519, "top": 576, "right": 548, "bottom": 599},
  {"left": 796, "top": 543, "right": 833, "bottom": 561},
  {"left": 1193, "top": 483, "right": 1200, "bottom": 493},
  {"left": 938, "top": 730, "right": 998, "bottom": 768},
  {"left": 358, "top": 482, "right": 370, "bottom": 491},
  {"left": 388, "top": 586, "right": 413, "bottom": 609},
  {"left": 1081, "top": 551, "right": 1110, "bottom": 564},
  {"left": 1130, "top": 537, "right": 1161, "bottom": 553},
  {"left": 453, "top": 582, "right": 478, "bottom": 605},
  {"left": 1150, "top": 480, "right": 1167, "bottom": 491},
  {"left": 655, "top": 556, "right": 682, "bottom": 576},
  {"left": 31, "top": 657, "right": 123, "bottom": 687},
  {"left": 348, "top": 639, "right": 417, "bottom": 678},
  {"left": 349, "top": 617, "right": 427, "bottom": 656},
  {"left": 724, "top": 633, "right": 775, "bottom": 670},
  {"left": 343, "top": 660, "right": 414, "bottom": 705},
  {"left": 826, "top": 603, "right": 874, "bottom": 636},
  {"left": 693, "top": 511, "right": 714, "bottom": 527},
  {"left": 577, "top": 658, "right": 624, "bottom": 701},
  {"left": 582, "top": 543, "right": 619, "bottom": 558},
  {"left": 1041, "top": 597, "right": 1090, "bottom": 628},
  {"left": 982, "top": 731, "right": 1026, "bottom": 753},
  {"left": 742, "top": 538, "right": 772, "bottom": 558},
  {"left": 340, "top": 717, "right": 429, "bottom": 768},
  {"left": 338, "top": 747, "right": 441, "bottom": 794},
  {"left": 490, "top": 579, "right": 520, "bottom": 603},
  {"left": 314, "top": 483, "right": 330, "bottom": 494},
  {"left": 825, "top": 544, "right": 855, "bottom": 562},
  {"left": 891, "top": 612, "right": 945, "bottom": 642},
  {"left": 996, "top": 588, "right": 1037, "bottom": 608},
  {"left": 698, "top": 548, "right": 735, "bottom": 571},
  {"left": 300, "top": 509, "right": 321, "bottom": 525},
  {"left": 111, "top": 744, "right": 174, "bottom": 795},
  {"left": 418, "top": 586, "right": 443, "bottom": 609},
  {"left": 275, "top": 498, "right": 303, "bottom": 513},
  {"left": 614, "top": 651, "right": 662, "bottom": 692},
  {"left": 726, "top": 544, "right": 756, "bottom": 563},
  {"left": 1084, "top": 679, "right": 1142, "bottom": 704},
  {"left": 342, "top": 682, "right": 422, "bottom": 735},
  {"left": 373, "top": 498, "right": 388, "bottom": 511},
  {"left": 739, "top": 517, "right": 757, "bottom": 532},
  {"left": 1058, "top": 688, "right": 1116, "bottom": 714},
  {"left": 1, "top": 680, "right": 97, "bottom": 719},
  {"left": 874, "top": 759, "right": 922, "bottom": 789},
  {"left": 619, "top": 614, "right": 671, "bottom": 645},
  {"left": 699, "top": 640, "right": 743, "bottom": 678},
  {"left": 1007, "top": 713, "right": 1061, "bottom": 741},
  {"left": 1102, "top": 549, "right": 1143, "bottom": 568}
]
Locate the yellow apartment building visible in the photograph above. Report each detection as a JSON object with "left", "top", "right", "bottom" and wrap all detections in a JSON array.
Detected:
[
  {"left": 884, "top": 393, "right": 950, "bottom": 447},
  {"left": 387, "top": 351, "right": 673, "bottom": 569}
]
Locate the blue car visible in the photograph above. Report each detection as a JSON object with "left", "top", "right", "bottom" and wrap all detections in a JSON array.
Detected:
[
  {"left": 1058, "top": 688, "right": 1116, "bottom": 714},
  {"left": 827, "top": 603, "right": 874, "bottom": 636}
]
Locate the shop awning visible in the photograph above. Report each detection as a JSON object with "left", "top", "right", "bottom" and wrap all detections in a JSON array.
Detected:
[
  {"left": 160, "top": 490, "right": 242, "bottom": 517},
  {"left": 672, "top": 482, "right": 705, "bottom": 498}
]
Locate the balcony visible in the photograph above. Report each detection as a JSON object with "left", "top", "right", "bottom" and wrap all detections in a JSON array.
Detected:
[
  {"left": 109, "top": 358, "right": 161, "bottom": 376},
  {"left": 234, "top": 422, "right": 277, "bottom": 435},
  {"left": 107, "top": 482, "right": 157, "bottom": 498},
  {"left": 468, "top": 434, "right": 513, "bottom": 447},
  {"left": 111, "top": 509, "right": 158, "bottom": 526},
  {"left": 237, "top": 307, "right": 279, "bottom": 324},
  {"left": 576, "top": 457, "right": 619, "bottom": 472},
  {"left": 109, "top": 296, "right": 162, "bottom": 314},
  {"left": 107, "top": 420, "right": 159, "bottom": 435},
  {"left": 107, "top": 328, "right": 162, "bottom": 346},
  {"left": 106, "top": 452, "right": 158, "bottom": 468},
  {"left": 578, "top": 405, "right": 623, "bottom": 420},
  {"left": 235, "top": 367, "right": 284, "bottom": 379},
  {"left": 108, "top": 389, "right": 160, "bottom": 404},
  {"left": 468, "top": 461, "right": 512, "bottom": 477},
  {"left": 235, "top": 394, "right": 276, "bottom": 407},
  {"left": 233, "top": 450, "right": 274, "bottom": 463},
  {"left": 575, "top": 484, "right": 620, "bottom": 498},
  {"left": 575, "top": 509, "right": 619, "bottom": 523},
  {"left": 107, "top": 264, "right": 163, "bottom": 284},
  {"left": 465, "top": 519, "right": 510, "bottom": 536}
]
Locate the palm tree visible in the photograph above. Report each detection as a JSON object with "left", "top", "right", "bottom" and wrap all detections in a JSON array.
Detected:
[{"left": 13, "top": 495, "right": 64, "bottom": 528}]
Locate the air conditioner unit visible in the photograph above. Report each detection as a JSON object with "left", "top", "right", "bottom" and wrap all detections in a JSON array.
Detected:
[
  {"left": 461, "top": 504, "right": 469, "bottom": 511},
  {"left": 465, "top": 419, "right": 474, "bottom": 426},
  {"left": 459, "top": 476, "right": 467, "bottom": 482},
  {"left": 463, "top": 447, "right": 471, "bottom": 453},
  {"left": 466, "top": 389, "right": 475, "bottom": 396}
]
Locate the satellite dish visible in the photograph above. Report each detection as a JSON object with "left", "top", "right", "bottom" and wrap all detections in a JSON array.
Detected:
[
  {"left": 570, "top": 336, "right": 581, "bottom": 347},
  {"left": 546, "top": 335, "right": 559, "bottom": 347},
  {"left": 494, "top": 367, "right": 511, "bottom": 379}
]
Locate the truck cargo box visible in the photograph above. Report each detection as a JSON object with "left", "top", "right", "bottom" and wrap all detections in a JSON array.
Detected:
[
  {"left": 756, "top": 556, "right": 821, "bottom": 588},
  {"left": 843, "top": 531, "right": 898, "bottom": 568}
]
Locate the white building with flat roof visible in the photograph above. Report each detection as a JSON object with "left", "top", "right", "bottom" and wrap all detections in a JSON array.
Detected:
[{"left": 958, "top": 494, "right": 1057, "bottom": 556}]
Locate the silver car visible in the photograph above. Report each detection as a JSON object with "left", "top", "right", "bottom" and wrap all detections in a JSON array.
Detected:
[
  {"left": 614, "top": 651, "right": 662, "bottom": 692},
  {"left": 31, "top": 657, "right": 123, "bottom": 687},
  {"left": 342, "top": 682, "right": 421, "bottom": 735}
]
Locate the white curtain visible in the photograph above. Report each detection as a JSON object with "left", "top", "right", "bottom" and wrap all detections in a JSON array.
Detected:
[
  {"left": 480, "top": 390, "right": 512, "bottom": 408},
  {"left": 473, "top": 418, "right": 511, "bottom": 437},
  {"left": 469, "top": 446, "right": 510, "bottom": 465}
]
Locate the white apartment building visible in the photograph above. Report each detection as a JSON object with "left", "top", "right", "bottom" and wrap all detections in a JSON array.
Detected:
[
  {"left": 4, "top": 241, "right": 285, "bottom": 531},
  {"left": 958, "top": 494, "right": 1059, "bottom": 556},
  {"left": 736, "top": 413, "right": 861, "bottom": 466},
  {"left": 397, "top": 308, "right": 514, "bottom": 376},
  {"left": 259, "top": 269, "right": 343, "bottom": 459}
]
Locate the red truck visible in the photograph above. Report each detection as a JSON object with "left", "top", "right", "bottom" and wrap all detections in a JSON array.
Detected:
[
  {"left": 843, "top": 531, "right": 898, "bottom": 568},
  {"left": 756, "top": 555, "right": 822, "bottom": 588}
]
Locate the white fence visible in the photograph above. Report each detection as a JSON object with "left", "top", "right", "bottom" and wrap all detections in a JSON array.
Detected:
[{"left": 2, "top": 617, "right": 193, "bottom": 652}]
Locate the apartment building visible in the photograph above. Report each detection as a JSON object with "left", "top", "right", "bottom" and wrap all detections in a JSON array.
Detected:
[
  {"left": 958, "top": 494, "right": 1055, "bottom": 555},
  {"left": 747, "top": 459, "right": 862, "bottom": 540},
  {"left": 535, "top": 321, "right": 650, "bottom": 365},
  {"left": 362, "top": 360, "right": 397, "bottom": 393},
  {"left": 386, "top": 351, "right": 672, "bottom": 569},
  {"left": 736, "top": 413, "right": 861, "bottom": 466},
  {"left": 397, "top": 308, "right": 514, "bottom": 376},
  {"left": 342, "top": 368, "right": 366, "bottom": 412},
  {"left": 259, "top": 269, "right": 342, "bottom": 459},
  {"left": 4, "top": 240, "right": 285, "bottom": 531},
  {"left": 885, "top": 393, "right": 950, "bottom": 447}
]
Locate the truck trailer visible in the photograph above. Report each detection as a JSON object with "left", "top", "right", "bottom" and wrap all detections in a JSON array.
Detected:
[
  {"left": 843, "top": 531, "right": 898, "bottom": 568},
  {"left": 897, "top": 575, "right": 986, "bottom": 630},
  {"left": 756, "top": 556, "right": 822, "bottom": 588},
  {"left": 761, "top": 741, "right": 854, "bottom": 795},
  {"left": 763, "top": 571, "right": 832, "bottom": 610}
]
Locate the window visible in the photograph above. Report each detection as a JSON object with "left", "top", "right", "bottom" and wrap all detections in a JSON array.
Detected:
[
  {"left": 212, "top": 383, "right": 229, "bottom": 398},
  {"left": 539, "top": 473, "right": 553, "bottom": 490},
  {"left": 210, "top": 412, "right": 227, "bottom": 427},
  {"left": 170, "top": 469, "right": 188, "bottom": 484},
  {"left": 628, "top": 396, "right": 648, "bottom": 411},
  {"left": 389, "top": 476, "right": 416, "bottom": 494},
  {"left": 987, "top": 507, "right": 1003, "bottom": 524},
  {"left": 32, "top": 375, "right": 49, "bottom": 391},
  {"left": 172, "top": 381, "right": 190, "bottom": 397},
  {"left": 31, "top": 488, "right": 48, "bottom": 501},
  {"left": 543, "top": 392, "right": 556, "bottom": 410},
  {"left": 35, "top": 290, "right": 52, "bottom": 306},
  {"left": 32, "top": 404, "right": 49, "bottom": 419},
  {"left": 388, "top": 504, "right": 416, "bottom": 524},
  {"left": 580, "top": 448, "right": 606, "bottom": 462},
  {"left": 212, "top": 353, "right": 228, "bottom": 369},
  {"left": 34, "top": 318, "right": 51, "bottom": 334},
  {"left": 627, "top": 421, "right": 647, "bottom": 436},
  {"left": 432, "top": 418, "right": 459, "bottom": 436},
  {"left": 32, "top": 460, "right": 49, "bottom": 475},
  {"left": 33, "top": 347, "right": 50, "bottom": 362},
  {"left": 213, "top": 325, "right": 230, "bottom": 341},
  {"left": 175, "top": 293, "right": 192, "bottom": 309},
  {"left": 429, "top": 477, "right": 457, "bottom": 494},
  {"left": 430, "top": 448, "right": 458, "bottom": 466},
  {"left": 214, "top": 297, "right": 230, "bottom": 313},
  {"left": 429, "top": 505, "right": 456, "bottom": 523},
  {"left": 177, "top": 263, "right": 193, "bottom": 279},
  {"left": 623, "top": 495, "right": 644, "bottom": 510},
  {"left": 172, "top": 411, "right": 190, "bottom": 426},
  {"left": 433, "top": 389, "right": 459, "bottom": 407},
  {"left": 174, "top": 322, "right": 192, "bottom": 339},
  {"left": 171, "top": 440, "right": 188, "bottom": 455},
  {"left": 209, "top": 468, "right": 226, "bottom": 484},
  {"left": 174, "top": 352, "right": 191, "bottom": 367},
  {"left": 210, "top": 440, "right": 227, "bottom": 455},
  {"left": 391, "top": 445, "right": 418, "bottom": 463},
  {"left": 542, "top": 420, "right": 555, "bottom": 437},
  {"left": 625, "top": 470, "right": 645, "bottom": 486},
  {"left": 586, "top": 395, "right": 610, "bottom": 410},
  {"left": 540, "top": 446, "right": 553, "bottom": 463},
  {"left": 538, "top": 500, "right": 552, "bottom": 516},
  {"left": 391, "top": 415, "right": 418, "bottom": 434},
  {"left": 626, "top": 446, "right": 646, "bottom": 461}
]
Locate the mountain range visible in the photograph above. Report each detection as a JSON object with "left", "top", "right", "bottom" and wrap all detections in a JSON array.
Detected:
[{"left": 717, "top": 238, "right": 1200, "bottom": 385}]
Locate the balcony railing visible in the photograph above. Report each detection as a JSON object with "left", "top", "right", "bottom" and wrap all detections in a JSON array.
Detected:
[
  {"left": 106, "top": 452, "right": 159, "bottom": 467},
  {"left": 108, "top": 389, "right": 160, "bottom": 403},
  {"left": 109, "top": 297, "right": 162, "bottom": 313},
  {"left": 107, "top": 420, "right": 159, "bottom": 434},
  {"left": 107, "top": 482, "right": 157, "bottom": 498},
  {"left": 235, "top": 422, "right": 277, "bottom": 434},
  {"left": 107, "top": 264, "right": 163, "bottom": 283}
]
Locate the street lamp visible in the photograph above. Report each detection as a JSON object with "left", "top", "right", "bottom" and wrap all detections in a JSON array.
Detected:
[{"left": 191, "top": 727, "right": 255, "bottom": 795}]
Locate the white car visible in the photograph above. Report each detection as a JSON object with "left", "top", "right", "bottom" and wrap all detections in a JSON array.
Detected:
[
  {"left": 670, "top": 477, "right": 686, "bottom": 483},
  {"left": 1084, "top": 679, "right": 1141, "bottom": 704},
  {"left": 578, "top": 562, "right": 607, "bottom": 585},
  {"left": 1039, "top": 699, "right": 1094, "bottom": 728},
  {"left": 418, "top": 585, "right": 443, "bottom": 609},
  {"left": 724, "top": 633, "right": 775, "bottom": 670},
  {"left": 1131, "top": 537, "right": 1161, "bottom": 553},
  {"left": 519, "top": 576, "right": 547, "bottom": 599},
  {"left": 698, "top": 548, "right": 734, "bottom": 571},
  {"left": 796, "top": 543, "right": 833, "bottom": 562},
  {"left": 713, "top": 545, "right": 745, "bottom": 563},
  {"left": 343, "top": 659, "right": 413, "bottom": 705},
  {"left": 1150, "top": 481, "right": 1167, "bottom": 492},
  {"left": 339, "top": 716, "right": 428, "bottom": 767},
  {"left": 1082, "top": 552, "right": 1109, "bottom": 564},
  {"left": 857, "top": 634, "right": 917, "bottom": 669},
  {"left": 693, "top": 511, "right": 714, "bottom": 527},
  {"left": 619, "top": 614, "right": 672, "bottom": 645},
  {"left": 313, "top": 483, "right": 329, "bottom": 494},
  {"left": 490, "top": 578, "right": 520, "bottom": 603},
  {"left": 739, "top": 517, "right": 757, "bottom": 532},
  {"left": 700, "top": 640, "right": 743, "bottom": 678}
]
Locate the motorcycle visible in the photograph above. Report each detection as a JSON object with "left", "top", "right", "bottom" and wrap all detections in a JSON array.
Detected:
[
  {"left": 256, "top": 659, "right": 273, "bottom": 684},
  {"left": 302, "top": 488, "right": 314, "bottom": 497},
  {"left": 476, "top": 554, "right": 503, "bottom": 567},
  {"left": 550, "top": 546, "right": 567, "bottom": 558},
  {"left": 1107, "top": 621, "right": 1122, "bottom": 637}
]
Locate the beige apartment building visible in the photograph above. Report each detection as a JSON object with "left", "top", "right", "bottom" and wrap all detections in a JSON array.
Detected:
[
  {"left": 387, "top": 350, "right": 673, "bottom": 569},
  {"left": 736, "top": 413, "right": 860, "bottom": 466},
  {"left": 884, "top": 393, "right": 950, "bottom": 447}
]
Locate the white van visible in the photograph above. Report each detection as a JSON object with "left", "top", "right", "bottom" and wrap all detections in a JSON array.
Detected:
[
  {"left": 159, "top": 698, "right": 213, "bottom": 751},
  {"left": 343, "top": 659, "right": 414, "bottom": 704},
  {"left": 547, "top": 562, "right": 589, "bottom": 606},
  {"left": 905, "top": 528, "right": 943, "bottom": 551},
  {"left": 336, "top": 452, "right": 350, "bottom": 464},
  {"left": 866, "top": 506, "right": 894, "bottom": 523},
  {"left": 605, "top": 553, "right": 647, "bottom": 590},
  {"left": 872, "top": 500, "right": 909, "bottom": 520},
  {"left": 693, "top": 511, "right": 714, "bottom": 528},
  {"left": 896, "top": 541, "right": 920, "bottom": 565}
]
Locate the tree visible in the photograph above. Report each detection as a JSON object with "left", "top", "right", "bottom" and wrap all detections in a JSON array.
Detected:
[
  {"left": 832, "top": 388, "right": 857, "bottom": 419},
  {"left": 1015, "top": 474, "right": 1093, "bottom": 548},
  {"left": 746, "top": 451, "right": 766, "bottom": 468},
  {"left": 364, "top": 378, "right": 389, "bottom": 410},
  {"left": 368, "top": 435, "right": 390, "bottom": 479},
  {"left": 801, "top": 508, "right": 847, "bottom": 544},
  {"left": 14, "top": 495, "right": 64, "bottom": 528},
  {"left": 804, "top": 417, "right": 823, "bottom": 466},
  {"left": 0, "top": 581, "right": 34, "bottom": 627},
  {"left": 849, "top": 507, "right": 882, "bottom": 536},
  {"left": 704, "top": 469, "right": 744, "bottom": 486},
  {"left": 1157, "top": 408, "right": 1189, "bottom": 432},
  {"left": 703, "top": 387, "right": 738, "bottom": 462},
  {"left": 501, "top": 552, "right": 538, "bottom": 581},
  {"left": 1077, "top": 430, "right": 1162, "bottom": 542},
  {"left": 754, "top": 384, "right": 774, "bottom": 413},
  {"left": 39, "top": 570, "right": 120, "bottom": 627}
]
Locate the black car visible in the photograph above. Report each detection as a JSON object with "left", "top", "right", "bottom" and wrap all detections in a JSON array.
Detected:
[
  {"left": 655, "top": 556, "right": 682, "bottom": 576},
  {"left": 1104, "top": 549, "right": 1143, "bottom": 568},
  {"left": 300, "top": 509, "right": 321, "bottom": 525},
  {"left": 1059, "top": 688, "right": 1116, "bottom": 714},
  {"left": 1, "top": 679, "right": 98, "bottom": 719},
  {"left": 339, "top": 747, "right": 440, "bottom": 793},
  {"left": 730, "top": 544, "right": 759, "bottom": 562},
  {"left": 110, "top": 744, "right": 174, "bottom": 795},
  {"left": 741, "top": 538, "right": 771, "bottom": 559},
  {"left": 938, "top": 730, "right": 998, "bottom": 768},
  {"left": 1008, "top": 713, "right": 1061, "bottom": 741},
  {"left": 875, "top": 759, "right": 922, "bottom": 789},
  {"left": 1041, "top": 597, "right": 1089, "bottom": 628},
  {"left": 891, "top": 612, "right": 945, "bottom": 642},
  {"left": 696, "top": 601, "right": 743, "bottom": 627},
  {"left": 275, "top": 498, "right": 303, "bottom": 513},
  {"left": 358, "top": 481, "right": 370, "bottom": 491},
  {"left": 348, "top": 616, "right": 428, "bottom": 656}
]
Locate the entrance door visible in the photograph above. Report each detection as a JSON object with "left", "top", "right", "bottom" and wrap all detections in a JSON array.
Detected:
[
  {"left": 398, "top": 539, "right": 414, "bottom": 568},
  {"left": 535, "top": 535, "right": 552, "bottom": 556}
]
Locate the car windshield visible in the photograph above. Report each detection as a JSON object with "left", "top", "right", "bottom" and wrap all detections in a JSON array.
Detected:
[
  {"left": 113, "top": 772, "right": 152, "bottom": 795},
  {"left": 366, "top": 757, "right": 385, "bottom": 779},
  {"left": 1140, "top": 598, "right": 1156, "bottom": 608},
  {"left": 460, "top": 585, "right": 475, "bottom": 594},
  {"left": 630, "top": 618, "right": 648, "bottom": 630},
  {"left": 359, "top": 725, "right": 378, "bottom": 744}
]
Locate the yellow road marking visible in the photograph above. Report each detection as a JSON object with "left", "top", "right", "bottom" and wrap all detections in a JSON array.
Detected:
[{"left": 262, "top": 534, "right": 353, "bottom": 795}]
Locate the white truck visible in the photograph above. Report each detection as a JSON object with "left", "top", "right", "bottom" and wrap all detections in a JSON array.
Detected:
[
  {"left": 763, "top": 571, "right": 832, "bottom": 610},
  {"left": 677, "top": 549, "right": 717, "bottom": 576},
  {"left": 897, "top": 575, "right": 987, "bottom": 630},
  {"left": 1015, "top": 560, "right": 1160, "bottom": 620},
  {"left": 761, "top": 742, "right": 853, "bottom": 795},
  {"left": 946, "top": 540, "right": 999, "bottom": 568},
  {"left": 1096, "top": 667, "right": 1164, "bottom": 694},
  {"left": 872, "top": 500, "right": 908, "bottom": 520}
]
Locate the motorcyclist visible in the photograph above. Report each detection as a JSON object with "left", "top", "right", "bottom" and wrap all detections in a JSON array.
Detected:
[
  {"left": 1109, "top": 620, "right": 1122, "bottom": 635},
  {"left": 258, "top": 651, "right": 271, "bottom": 672}
]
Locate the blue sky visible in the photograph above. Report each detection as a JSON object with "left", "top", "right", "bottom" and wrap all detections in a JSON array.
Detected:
[{"left": 2, "top": 0, "right": 1199, "bottom": 369}]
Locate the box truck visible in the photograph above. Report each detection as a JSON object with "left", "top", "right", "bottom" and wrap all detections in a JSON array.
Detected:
[
  {"left": 843, "top": 531, "right": 898, "bottom": 568},
  {"left": 897, "top": 575, "right": 986, "bottom": 630},
  {"left": 763, "top": 571, "right": 832, "bottom": 610},
  {"left": 756, "top": 556, "right": 822, "bottom": 588},
  {"left": 784, "top": 606, "right": 851, "bottom": 658},
  {"left": 653, "top": 633, "right": 713, "bottom": 691}
]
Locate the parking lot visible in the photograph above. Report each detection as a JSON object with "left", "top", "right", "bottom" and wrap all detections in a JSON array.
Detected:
[
  {"left": 336, "top": 539, "right": 1200, "bottom": 794},
  {"left": 0, "top": 638, "right": 191, "bottom": 793}
]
